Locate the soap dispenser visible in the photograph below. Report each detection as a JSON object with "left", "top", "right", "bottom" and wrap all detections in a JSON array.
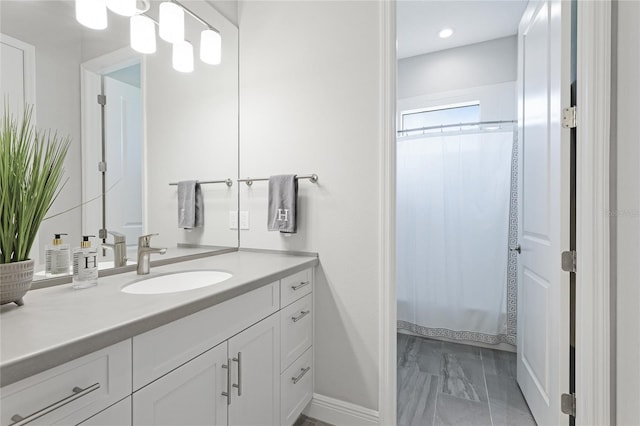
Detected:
[
  {"left": 72, "top": 235, "right": 98, "bottom": 289},
  {"left": 45, "top": 233, "right": 70, "bottom": 276}
]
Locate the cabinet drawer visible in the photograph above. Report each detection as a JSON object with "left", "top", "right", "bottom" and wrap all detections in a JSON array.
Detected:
[
  {"left": 133, "top": 281, "right": 279, "bottom": 390},
  {"left": 280, "top": 347, "right": 313, "bottom": 426},
  {"left": 76, "top": 396, "right": 131, "bottom": 426},
  {"left": 281, "top": 293, "right": 313, "bottom": 372},
  {"left": 280, "top": 269, "right": 312, "bottom": 308},
  {"left": 0, "top": 340, "right": 131, "bottom": 426}
]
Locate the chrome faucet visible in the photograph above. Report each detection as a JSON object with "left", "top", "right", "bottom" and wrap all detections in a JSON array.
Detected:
[
  {"left": 137, "top": 233, "right": 167, "bottom": 275},
  {"left": 102, "top": 231, "right": 128, "bottom": 268}
]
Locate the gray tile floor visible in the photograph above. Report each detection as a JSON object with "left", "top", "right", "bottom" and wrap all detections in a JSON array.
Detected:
[
  {"left": 294, "top": 415, "right": 333, "bottom": 426},
  {"left": 398, "top": 333, "right": 537, "bottom": 426}
]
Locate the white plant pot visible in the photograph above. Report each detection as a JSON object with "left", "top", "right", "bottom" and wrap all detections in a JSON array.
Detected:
[{"left": 0, "top": 259, "right": 35, "bottom": 306}]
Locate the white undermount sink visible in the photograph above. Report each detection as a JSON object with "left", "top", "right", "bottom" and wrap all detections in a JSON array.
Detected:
[{"left": 121, "top": 270, "right": 233, "bottom": 295}]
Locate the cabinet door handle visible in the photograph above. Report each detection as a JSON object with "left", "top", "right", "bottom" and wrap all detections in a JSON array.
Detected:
[
  {"left": 9, "top": 382, "right": 100, "bottom": 426},
  {"left": 292, "top": 310, "right": 310, "bottom": 323},
  {"left": 221, "top": 359, "right": 231, "bottom": 405},
  {"left": 291, "top": 281, "right": 310, "bottom": 291},
  {"left": 291, "top": 367, "right": 311, "bottom": 384},
  {"left": 232, "top": 352, "right": 242, "bottom": 396}
]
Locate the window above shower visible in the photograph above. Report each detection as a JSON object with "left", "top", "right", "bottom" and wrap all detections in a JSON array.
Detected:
[{"left": 400, "top": 102, "right": 480, "bottom": 136}]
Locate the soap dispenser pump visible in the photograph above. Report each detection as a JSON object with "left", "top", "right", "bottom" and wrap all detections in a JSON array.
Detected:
[
  {"left": 45, "top": 233, "right": 70, "bottom": 276},
  {"left": 72, "top": 235, "right": 98, "bottom": 289}
]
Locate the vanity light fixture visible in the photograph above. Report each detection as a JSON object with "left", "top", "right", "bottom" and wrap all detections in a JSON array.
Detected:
[
  {"left": 75, "top": 0, "right": 220, "bottom": 73},
  {"left": 159, "top": 1, "right": 185, "bottom": 43},
  {"left": 173, "top": 40, "right": 194, "bottom": 73},
  {"left": 75, "top": 0, "right": 108, "bottom": 30},
  {"left": 439, "top": 28, "right": 454, "bottom": 38},
  {"left": 106, "top": 0, "right": 136, "bottom": 17},
  {"left": 200, "top": 29, "right": 221, "bottom": 65},
  {"left": 130, "top": 14, "right": 157, "bottom": 54}
]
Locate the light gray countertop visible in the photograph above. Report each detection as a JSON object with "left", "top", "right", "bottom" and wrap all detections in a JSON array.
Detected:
[{"left": 0, "top": 251, "right": 318, "bottom": 387}]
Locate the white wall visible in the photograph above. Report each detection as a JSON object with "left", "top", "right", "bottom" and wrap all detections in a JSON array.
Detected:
[
  {"left": 397, "top": 36, "right": 517, "bottom": 99},
  {"left": 145, "top": 2, "right": 238, "bottom": 249},
  {"left": 238, "top": 0, "right": 381, "bottom": 411},
  {"left": 614, "top": 1, "right": 640, "bottom": 423},
  {"left": 207, "top": 0, "right": 238, "bottom": 26}
]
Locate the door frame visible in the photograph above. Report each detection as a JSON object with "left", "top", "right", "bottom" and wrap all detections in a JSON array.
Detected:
[{"left": 378, "top": 1, "right": 612, "bottom": 425}]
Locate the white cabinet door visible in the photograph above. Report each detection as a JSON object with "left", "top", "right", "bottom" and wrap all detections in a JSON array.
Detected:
[
  {"left": 77, "top": 397, "right": 131, "bottom": 426},
  {"left": 133, "top": 343, "right": 229, "bottom": 426},
  {"left": 228, "top": 313, "right": 280, "bottom": 426}
]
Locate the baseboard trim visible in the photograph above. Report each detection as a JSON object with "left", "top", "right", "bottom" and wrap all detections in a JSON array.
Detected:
[{"left": 303, "top": 393, "right": 379, "bottom": 425}]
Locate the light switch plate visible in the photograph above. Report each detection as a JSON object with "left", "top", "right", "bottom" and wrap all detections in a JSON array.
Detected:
[
  {"left": 229, "top": 211, "right": 238, "bottom": 230},
  {"left": 240, "top": 211, "right": 249, "bottom": 230}
]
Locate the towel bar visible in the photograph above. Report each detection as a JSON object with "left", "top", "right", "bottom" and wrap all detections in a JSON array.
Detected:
[
  {"left": 169, "top": 179, "right": 233, "bottom": 187},
  {"left": 238, "top": 174, "right": 318, "bottom": 187}
]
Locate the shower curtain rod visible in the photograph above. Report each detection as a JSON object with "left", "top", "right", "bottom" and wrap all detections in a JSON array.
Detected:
[{"left": 397, "top": 120, "right": 516, "bottom": 134}]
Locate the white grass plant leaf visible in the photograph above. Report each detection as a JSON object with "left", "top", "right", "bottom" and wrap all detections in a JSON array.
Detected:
[{"left": 0, "top": 105, "right": 70, "bottom": 263}]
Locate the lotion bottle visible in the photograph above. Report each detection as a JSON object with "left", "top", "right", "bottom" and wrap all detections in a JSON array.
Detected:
[
  {"left": 72, "top": 235, "right": 98, "bottom": 289},
  {"left": 45, "top": 233, "right": 70, "bottom": 276}
]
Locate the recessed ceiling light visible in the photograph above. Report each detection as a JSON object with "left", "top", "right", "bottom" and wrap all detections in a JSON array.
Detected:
[{"left": 439, "top": 28, "right": 453, "bottom": 39}]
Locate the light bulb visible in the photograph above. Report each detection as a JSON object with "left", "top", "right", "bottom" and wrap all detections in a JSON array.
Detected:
[
  {"left": 172, "top": 40, "right": 194, "bottom": 73},
  {"left": 106, "top": 0, "right": 136, "bottom": 16},
  {"left": 75, "top": 0, "right": 108, "bottom": 30},
  {"left": 438, "top": 28, "right": 453, "bottom": 38},
  {"left": 130, "top": 15, "right": 156, "bottom": 54},
  {"left": 200, "top": 29, "right": 221, "bottom": 65},
  {"left": 159, "top": 2, "right": 184, "bottom": 43}
]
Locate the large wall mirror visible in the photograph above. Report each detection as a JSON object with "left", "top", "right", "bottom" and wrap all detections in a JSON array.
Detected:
[{"left": 0, "top": 0, "right": 239, "bottom": 282}]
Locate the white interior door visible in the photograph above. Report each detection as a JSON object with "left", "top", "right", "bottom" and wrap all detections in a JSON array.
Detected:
[
  {"left": 516, "top": 1, "right": 571, "bottom": 425},
  {"left": 104, "top": 76, "right": 143, "bottom": 245}
]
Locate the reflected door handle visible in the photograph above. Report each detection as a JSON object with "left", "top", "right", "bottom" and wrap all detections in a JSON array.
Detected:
[{"left": 510, "top": 245, "right": 521, "bottom": 254}]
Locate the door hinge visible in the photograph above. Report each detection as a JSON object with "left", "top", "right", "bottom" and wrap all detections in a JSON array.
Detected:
[
  {"left": 561, "top": 393, "right": 576, "bottom": 417},
  {"left": 561, "top": 250, "right": 577, "bottom": 273},
  {"left": 98, "top": 161, "right": 107, "bottom": 172},
  {"left": 562, "top": 106, "right": 577, "bottom": 129},
  {"left": 97, "top": 94, "right": 106, "bottom": 106}
]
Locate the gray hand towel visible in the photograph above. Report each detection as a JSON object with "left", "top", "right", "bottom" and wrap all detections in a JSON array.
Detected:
[
  {"left": 268, "top": 174, "right": 298, "bottom": 233},
  {"left": 178, "top": 180, "right": 204, "bottom": 229}
]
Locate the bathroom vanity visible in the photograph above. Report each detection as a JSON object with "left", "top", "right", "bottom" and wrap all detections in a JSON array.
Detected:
[{"left": 0, "top": 251, "right": 317, "bottom": 426}]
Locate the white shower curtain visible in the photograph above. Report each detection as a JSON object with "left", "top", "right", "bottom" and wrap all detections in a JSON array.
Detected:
[{"left": 396, "top": 130, "right": 515, "bottom": 344}]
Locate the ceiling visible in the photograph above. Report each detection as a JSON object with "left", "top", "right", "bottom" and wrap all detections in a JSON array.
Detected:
[{"left": 397, "top": 0, "right": 529, "bottom": 59}]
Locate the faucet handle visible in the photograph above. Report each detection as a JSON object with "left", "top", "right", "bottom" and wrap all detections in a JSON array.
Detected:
[
  {"left": 108, "top": 231, "right": 126, "bottom": 244},
  {"left": 138, "top": 233, "right": 159, "bottom": 248}
]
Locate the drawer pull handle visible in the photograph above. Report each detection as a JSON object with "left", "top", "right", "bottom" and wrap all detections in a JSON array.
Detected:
[
  {"left": 221, "top": 359, "right": 231, "bottom": 405},
  {"left": 232, "top": 352, "right": 242, "bottom": 396},
  {"left": 291, "top": 367, "right": 311, "bottom": 384},
  {"left": 292, "top": 310, "right": 310, "bottom": 323},
  {"left": 9, "top": 382, "right": 100, "bottom": 426},
  {"left": 291, "top": 281, "right": 310, "bottom": 291}
]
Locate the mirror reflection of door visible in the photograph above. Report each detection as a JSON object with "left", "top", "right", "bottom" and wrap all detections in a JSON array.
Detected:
[
  {"left": 1, "top": 33, "right": 38, "bottom": 264},
  {"left": 103, "top": 66, "right": 143, "bottom": 248}
]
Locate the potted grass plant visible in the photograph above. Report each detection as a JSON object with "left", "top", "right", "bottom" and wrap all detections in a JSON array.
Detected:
[{"left": 0, "top": 106, "right": 69, "bottom": 306}]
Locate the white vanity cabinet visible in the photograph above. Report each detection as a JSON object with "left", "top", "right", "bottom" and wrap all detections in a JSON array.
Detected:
[
  {"left": 133, "top": 343, "right": 229, "bottom": 425},
  {"left": 77, "top": 397, "right": 132, "bottom": 426},
  {"left": 1, "top": 266, "right": 314, "bottom": 426},
  {"left": 227, "top": 312, "right": 281, "bottom": 425},
  {"left": 0, "top": 340, "right": 131, "bottom": 426},
  {"left": 133, "top": 313, "right": 280, "bottom": 426}
]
